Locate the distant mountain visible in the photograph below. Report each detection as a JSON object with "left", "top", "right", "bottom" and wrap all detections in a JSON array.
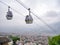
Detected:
[
  {"left": 50, "top": 22, "right": 60, "bottom": 34},
  {"left": 52, "top": 22, "right": 60, "bottom": 28},
  {"left": 36, "top": 21, "right": 60, "bottom": 36}
]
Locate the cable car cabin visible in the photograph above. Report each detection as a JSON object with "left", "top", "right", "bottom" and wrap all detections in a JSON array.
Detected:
[
  {"left": 6, "top": 6, "right": 13, "bottom": 20},
  {"left": 25, "top": 15, "right": 33, "bottom": 24},
  {"left": 6, "top": 11, "right": 13, "bottom": 20}
]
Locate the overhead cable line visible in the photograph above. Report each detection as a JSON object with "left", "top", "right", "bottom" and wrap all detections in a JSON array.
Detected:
[
  {"left": 16, "top": 0, "right": 57, "bottom": 34},
  {"left": 0, "top": 0, "right": 41, "bottom": 26},
  {"left": 0, "top": 1, "right": 25, "bottom": 17},
  {"left": 0, "top": 1, "right": 41, "bottom": 27},
  {"left": 0, "top": 0, "right": 57, "bottom": 34}
]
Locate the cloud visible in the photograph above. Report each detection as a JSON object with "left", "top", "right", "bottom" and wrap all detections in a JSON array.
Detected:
[
  {"left": 57, "top": 0, "right": 60, "bottom": 6},
  {"left": 39, "top": 11, "right": 60, "bottom": 24},
  {"left": 46, "top": 11, "right": 58, "bottom": 17}
]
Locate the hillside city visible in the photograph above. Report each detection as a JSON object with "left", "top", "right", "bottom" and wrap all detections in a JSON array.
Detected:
[{"left": 0, "top": 32, "right": 49, "bottom": 45}]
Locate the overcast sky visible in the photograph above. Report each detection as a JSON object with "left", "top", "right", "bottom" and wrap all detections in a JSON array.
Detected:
[{"left": 0, "top": 0, "right": 60, "bottom": 36}]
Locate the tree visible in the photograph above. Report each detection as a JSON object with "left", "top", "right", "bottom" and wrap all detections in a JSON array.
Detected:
[
  {"left": 48, "top": 35, "right": 60, "bottom": 45},
  {"left": 10, "top": 36, "right": 20, "bottom": 45}
]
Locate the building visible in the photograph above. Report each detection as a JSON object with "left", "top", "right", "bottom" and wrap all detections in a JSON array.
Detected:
[{"left": 0, "top": 36, "right": 11, "bottom": 45}]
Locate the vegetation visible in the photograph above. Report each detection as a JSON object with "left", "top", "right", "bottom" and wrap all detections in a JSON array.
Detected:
[
  {"left": 48, "top": 35, "right": 60, "bottom": 45},
  {"left": 10, "top": 35, "right": 20, "bottom": 45}
]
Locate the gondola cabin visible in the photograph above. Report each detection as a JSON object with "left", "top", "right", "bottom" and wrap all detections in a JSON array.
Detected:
[
  {"left": 6, "top": 6, "right": 13, "bottom": 20},
  {"left": 25, "top": 15, "right": 33, "bottom": 24},
  {"left": 25, "top": 8, "right": 33, "bottom": 24}
]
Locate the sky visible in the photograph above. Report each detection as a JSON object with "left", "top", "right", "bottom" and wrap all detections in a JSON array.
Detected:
[{"left": 0, "top": 0, "right": 60, "bottom": 36}]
